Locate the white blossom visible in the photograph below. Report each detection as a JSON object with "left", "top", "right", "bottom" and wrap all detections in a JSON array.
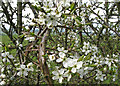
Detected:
[
  {"left": 95, "top": 70, "right": 106, "bottom": 81},
  {"left": 25, "top": 37, "right": 35, "bottom": 42},
  {"left": 59, "top": 52, "right": 65, "bottom": 58},
  {"left": 56, "top": 58, "right": 64, "bottom": 63},
  {"left": 1, "top": 52, "right": 9, "bottom": 57},
  {"left": 58, "top": 5, "right": 62, "bottom": 12},
  {"left": 71, "top": 61, "right": 83, "bottom": 73},
  {"left": 0, "top": 74, "right": 6, "bottom": 78},
  {"left": 0, "top": 80, "right": 6, "bottom": 85},
  {"left": 49, "top": 54, "right": 55, "bottom": 61},
  {"left": 17, "top": 64, "right": 29, "bottom": 77},
  {"left": 52, "top": 68, "right": 66, "bottom": 83},
  {"left": 8, "top": 55, "right": 14, "bottom": 59},
  {"left": 63, "top": 70, "right": 71, "bottom": 81}
]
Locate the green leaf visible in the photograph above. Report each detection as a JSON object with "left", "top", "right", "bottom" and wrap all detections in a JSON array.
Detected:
[
  {"left": 6, "top": 62, "right": 10, "bottom": 66},
  {"left": 32, "top": 5, "right": 41, "bottom": 11},
  {"left": 84, "top": 53, "right": 92, "bottom": 61},
  {"left": 33, "top": 57, "right": 37, "bottom": 61},
  {"left": 88, "top": 64, "right": 96, "bottom": 67},
  {"left": 76, "top": 16, "right": 82, "bottom": 22},
  {"left": 19, "top": 34, "right": 24, "bottom": 38},
  {"left": 46, "top": 9, "right": 51, "bottom": 13},
  {"left": 70, "top": 43, "right": 74, "bottom": 48},
  {"left": 30, "top": 32, "right": 35, "bottom": 36},
  {"left": 86, "top": 23, "right": 91, "bottom": 25},
  {"left": 42, "top": 54, "right": 48, "bottom": 58},
  {"left": 70, "top": 3, "right": 75, "bottom": 11},
  {"left": 78, "top": 55, "right": 84, "bottom": 61},
  {"left": 62, "top": 14, "right": 67, "bottom": 19},
  {"left": 75, "top": 17, "right": 82, "bottom": 27},
  {"left": 71, "top": 9, "right": 76, "bottom": 14},
  {"left": 5, "top": 46, "right": 9, "bottom": 51},
  {"left": 32, "top": 5, "right": 46, "bottom": 14}
]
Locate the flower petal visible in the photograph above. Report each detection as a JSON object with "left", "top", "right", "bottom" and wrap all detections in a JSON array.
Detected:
[
  {"left": 52, "top": 75, "right": 59, "bottom": 80},
  {"left": 56, "top": 58, "right": 63, "bottom": 63},
  {"left": 52, "top": 71, "right": 59, "bottom": 76},
  {"left": 71, "top": 67, "right": 76, "bottom": 73},
  {"left": 77, "top": 61, "right": 83, "bottom": 69},
  {"left": 67, "top": 74, "right": 71, "bottom": 81},
  {"left": 59, "top": 76, "right": 63, "bottom": 83},
  {"left": 59, "top": 52, "right": 65, "bottom": 58}
]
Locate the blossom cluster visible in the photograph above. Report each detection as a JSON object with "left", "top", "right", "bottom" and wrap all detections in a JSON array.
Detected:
[
  {"left": 0, "top": 51, "right": 35, "bottom": 85},
  {"left": 34, "top": 0, "right": 80, "bottom": 29},
  {"left": 17, "top": 63, "right": 34, "bottom": 77},
  {"left": 48, "top": 42, "right": 118, "bottom": 83}
]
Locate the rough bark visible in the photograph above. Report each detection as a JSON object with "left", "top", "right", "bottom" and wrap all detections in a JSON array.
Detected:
[{"left": 38, "top": 29, "right": 53, "bottom": 86}]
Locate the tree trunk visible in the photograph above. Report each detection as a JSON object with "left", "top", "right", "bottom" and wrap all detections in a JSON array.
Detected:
[{"left": 39, "top": 29, "right": 53, "bottom": 86}]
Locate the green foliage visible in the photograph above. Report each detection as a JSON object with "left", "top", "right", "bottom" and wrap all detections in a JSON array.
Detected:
[{"left": 70, "top": 3, "right": 75, "bottom": 11}]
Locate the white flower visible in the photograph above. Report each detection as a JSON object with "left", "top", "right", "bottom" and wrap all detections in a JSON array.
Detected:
[
  {"left": 17, "top": 68, "right": 28, "bottom": 77},
  {"left": 113, "top": 54, "right": 117, "bottom": 57},
  {"left": 63, "top": 50, "right": 68, "bottom": 53},
  {"left": 49, "top": 54, "right": 55, "bottom": 61},
  {"left": 105, "top": 60, "right": 111, "bottom": 67},
  {"left": 58, "top": 5, "right": 62, "bottom": 12},
  {"left": 71, "top": 61, "right": 83, "bottom": 73},
  {"left": 77, "top": 68, "right": 84, "bottom": 78},
  {"left": 83, "top": 42, "right": 90, "bottom": 50},
  {"left": 56, "top": 58, "right": 64, "bottom": 63},
  {"left": 103, "top": 67, "right": 107, "bottom": 71},
  {"left": 19, "top": 44, "right": 23, "bottom": 47},
  {"left": 8, "top": 55, "right": 14, "bottom": 59},
  {"left": 36, "top": 16, "right": 45, "bottom": 25},
  {"left": 67, "top": 74, "right": 71, "bottom": 81},
  {"left": 69, "top": 59, "right": 78, "bottom": 67},
  {"left": 0, "top": 80, "right": 6, "bottom": 85},
  {"left": 71, "top": 67, "right": 77, "bottom": 73},
  {"left": 63, "top": 70, "right": 71, "bottom": 81},
  {"left": 17, "top": 71, "right": 22, "bottom": 76},
  {"left": 17, "top": 64, "right": 29, "bottom": 76},
  {"left": 62, "top": 0, "right": 70, "bottom": 7},
  {"left": 20, "top": 64, "right": 26, "bottom": 69},
  {"left": 46, "top": 12, "right": 58, "bottom": 28},
  {"left": 85, "top": 50, "right": 91, "bottom": 55},
  {"left": 57, "top": 47, "right": 64, "bottom": 51},
  {"left": 16, "top": 40, "right": 19, "bottom": 45},
  {"left": 1, "top": 68, "right": 4, "bottom": 72},
  {"left": 76, "top": 61, "right": 83, "bottom": 69},
  {"left": 23, "top": 70, "right": 28, "bottom": 76},
  {"left": 59, "top": 52, "right": 65, "bottom": 58},
  {"left": 25, "top": 37, "right": 35, "bottom": 42},
  {"left": 65, "top": 10, "right": 70, "bottom": 14},
  {"left": 1, "top": 52, "right": 9, "bottom": 57},
  {"left": 2, "top": 58, "right": 6, "bottom": 62},
  {"left": 95, "top": 70, "right": 106, "bottom": 81},
  {"left": 27, "top": 62, "right": 33, "bottom": 67},
  {"left": 58, "top": 77, "right": 63, "bottom": 83},
  {"left": 52, "top": 69, "right": 65, "bottom": 83},
  {"left": 63, "top": 58, "right": 72, "bottom": 68},
  {"left": 48, "top": 2, "right": 54, "bottom": 8},
  {"left": 55, "top": 12, "right": 62, "bottom": 18},
  {"left": 113, "top": 78, "right": 115, "bottom": 81},
  {"left": 0, "top": 74, "right": 6, "bottom": 78},
  {"left": 27, "top": 63, "right": 34, "bottom": 71}
]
